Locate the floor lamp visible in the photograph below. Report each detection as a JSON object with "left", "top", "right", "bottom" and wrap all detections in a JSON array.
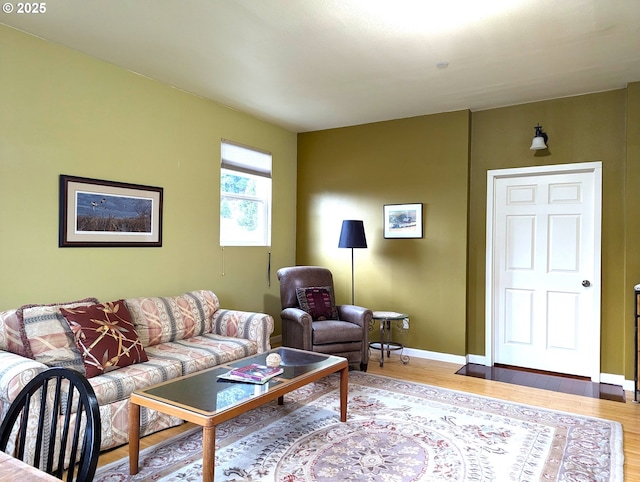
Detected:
[{"left": 338, "top": 220, "right": 367, "bottom": 305}]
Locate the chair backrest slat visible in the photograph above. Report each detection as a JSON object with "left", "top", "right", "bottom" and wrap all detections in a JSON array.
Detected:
[
  {"left": 53, "top": 380, "right": 72, "bottom": 477},
  {"left": 46, "top": 377, "right": 64, "bottom": 474},
  {"left": 15, "top": 392, "right": 31, "bottom": 460},
  {"left": 64, "top": 390, "right": 83, "bottom": 481},
  {"left": 34, "top": 381, "right": 49, "bottom": 470}
]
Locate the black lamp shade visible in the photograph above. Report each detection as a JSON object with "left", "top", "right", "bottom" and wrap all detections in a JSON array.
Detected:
[{"left": 338, "top": 220, "right": 367, "bottom": 248}]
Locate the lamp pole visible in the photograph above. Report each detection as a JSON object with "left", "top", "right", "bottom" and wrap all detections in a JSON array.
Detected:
[{"left": 350, "top": 247, "right": 355, "bottom": 305}]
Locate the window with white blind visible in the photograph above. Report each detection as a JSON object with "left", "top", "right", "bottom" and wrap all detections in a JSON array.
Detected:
[{"left": 220, "top": 140, "right": 272, "bottom": 246}]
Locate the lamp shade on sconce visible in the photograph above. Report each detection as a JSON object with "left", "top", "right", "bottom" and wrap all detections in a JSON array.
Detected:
[
  {"left": 530, "top": 124, "right": 548, "bottom": 150},
  {"left": 338, "top": 220, "right": 367, "bottom": 248},
  {"left": 530, "top": 136, "right": 547, "bottom": 150}
]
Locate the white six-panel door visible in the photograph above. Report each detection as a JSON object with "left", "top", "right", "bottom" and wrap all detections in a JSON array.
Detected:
[{"left": 486, "top": 162, "right": 602, "bottom": 380}]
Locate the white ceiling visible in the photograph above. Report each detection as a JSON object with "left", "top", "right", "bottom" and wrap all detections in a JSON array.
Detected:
[{"left": 2, "top": 0, "right": 640, "bottom": 132}]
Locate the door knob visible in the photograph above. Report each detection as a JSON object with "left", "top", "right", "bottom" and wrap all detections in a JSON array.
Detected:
[{"left": 582, "top": 280, "right": 591, "bottom": 287}]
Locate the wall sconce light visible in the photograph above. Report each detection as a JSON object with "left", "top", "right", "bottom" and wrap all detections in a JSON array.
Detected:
[{"left": 530, "top": 124, "right": 548, "bottom": 150}]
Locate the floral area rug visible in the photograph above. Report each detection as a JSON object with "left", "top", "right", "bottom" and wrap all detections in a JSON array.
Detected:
[{"left": 94, "top": 371, "right": 623, "bottom": 481}]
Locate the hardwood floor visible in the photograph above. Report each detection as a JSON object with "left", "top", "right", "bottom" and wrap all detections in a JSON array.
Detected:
[{"left": 98, "top": 356, "right": 640, "bottom": 479}]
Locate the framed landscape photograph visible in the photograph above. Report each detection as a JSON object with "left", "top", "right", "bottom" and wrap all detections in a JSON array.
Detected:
[
  {"left": 59, "top": 175, "right": 163, "bottom": 247},
  {"left": 383, "top": 203, "right": 423, "bottom": 239}
]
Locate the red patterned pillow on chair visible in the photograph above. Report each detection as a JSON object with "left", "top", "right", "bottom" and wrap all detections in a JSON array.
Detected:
[
  {"left": 296, "top": 286, "right": 339, "bottom": 321},
  {"left": 60, "top": 300, "right": 148, "bottom": 378}
]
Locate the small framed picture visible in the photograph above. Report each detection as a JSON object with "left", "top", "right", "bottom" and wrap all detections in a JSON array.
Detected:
[
  {"left": 383, "top": 203, "right": 423, "bottom": 239},
  {"left": 59, "top": 175, "right": 163, "bottom": 247}
]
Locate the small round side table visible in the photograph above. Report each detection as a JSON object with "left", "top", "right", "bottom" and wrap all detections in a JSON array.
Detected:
[{"left": 369, "top": 311, "right": 410, "bottom": 367}]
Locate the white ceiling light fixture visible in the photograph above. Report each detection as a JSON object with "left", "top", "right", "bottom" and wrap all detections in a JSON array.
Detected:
[{"left": 530, "top": 124, "right": 548, "bottom": 150}]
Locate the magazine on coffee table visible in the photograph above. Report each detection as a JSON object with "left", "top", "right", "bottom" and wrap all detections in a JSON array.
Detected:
[{"left": 218, "top": 363, "right": 284, "bottom": 384}]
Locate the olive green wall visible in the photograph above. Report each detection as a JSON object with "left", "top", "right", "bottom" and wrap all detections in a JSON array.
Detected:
[
  {"left": 624, "top": 82, "right": 640, "bottom": 378},
  {"left": 469, "top": 90, "right": 628, "bottom": 375},
  {"left": 0, "top": 25, "right": 297, "bottom": 331},
  {"left": 298, "top": 88, "right": 639, "bottom": 378},
  {"left": 297, "top": 111, "right": 471, "bottom": 355}
]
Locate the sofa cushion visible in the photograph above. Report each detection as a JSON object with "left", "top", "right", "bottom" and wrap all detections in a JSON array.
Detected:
[
  {"left": 20, "top": 298, "right": 99, "bottom": 374},
  {"left": 144, "top": 334, "right": 258, "bottom": 376},
  {"left": 126, "top": 290, "right": 219, "bottom": 347},
  {"left": 86, "top": 335, "right": 256, "bottom": 405},
  {"left": 87, "top": 356, "right": 183, "bottom": 406},
  {"left": 296, "top": 286, "right": 339, "bottom": 321},
  {"left": 60, "top": 300, "right": 148, "bottom": 378},
  {"left": 312, "top": 319, "right": 365, "bottom": 344}
]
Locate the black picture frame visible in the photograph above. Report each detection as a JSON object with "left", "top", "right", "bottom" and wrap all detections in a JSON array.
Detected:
[
  {"left": 59, "top": 175, "right": 163, "bottom": 247},
  {"left": 383, "top": 203, "right": 423, "bottom": 239}
]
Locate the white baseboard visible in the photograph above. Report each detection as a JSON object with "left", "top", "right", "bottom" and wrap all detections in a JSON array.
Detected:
[
  {"left": 395, "top": 347, "right": 467, "bottom": 365},
  {"left": 270, "top": 335, "right": 282, "bottom": 347},
  {"left": 601, "top": 373, "right": 635, "bottom": 392},
  {"left": 466, "top": 354, "right": 486, "bottom": 365}
]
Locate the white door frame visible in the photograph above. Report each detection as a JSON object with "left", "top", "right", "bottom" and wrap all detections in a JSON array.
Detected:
[{"left": 485, "top": 161, "right": 602, "bottom": 381}]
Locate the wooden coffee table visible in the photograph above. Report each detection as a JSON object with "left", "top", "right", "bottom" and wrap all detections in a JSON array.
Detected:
[{"left": 129, "top": 347, "right": 348, "bottom": 482}]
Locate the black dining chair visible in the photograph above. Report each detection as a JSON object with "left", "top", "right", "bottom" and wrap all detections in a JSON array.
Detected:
[{"left": 0, "top": 367, "right": 101, "bottom": 482}]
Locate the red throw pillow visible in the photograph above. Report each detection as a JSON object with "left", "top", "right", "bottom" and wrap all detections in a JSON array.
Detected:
[
  {"left": 296, "top": 286, "right": 339, "bottom": 321},
  {"left": 60, "top": 300, "right": 148, "bottom": 378}
]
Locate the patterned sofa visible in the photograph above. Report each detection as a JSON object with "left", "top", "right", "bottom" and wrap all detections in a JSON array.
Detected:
[{"left": 0, "top": 290, "right": 274, "bottom": 451}]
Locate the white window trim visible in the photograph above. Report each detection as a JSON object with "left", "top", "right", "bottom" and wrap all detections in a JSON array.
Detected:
[{"left": 220, "top": 140, "right": 272, "bottom": 247}]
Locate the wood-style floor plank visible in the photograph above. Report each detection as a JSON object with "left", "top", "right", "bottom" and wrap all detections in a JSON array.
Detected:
[{"left": 98, "top": 356, "right": 640, "bottom": 479}]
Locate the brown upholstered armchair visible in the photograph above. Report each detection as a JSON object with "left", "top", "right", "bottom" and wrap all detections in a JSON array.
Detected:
[{"left": 277, "top": 266, "right": 372, "bottom": 371}]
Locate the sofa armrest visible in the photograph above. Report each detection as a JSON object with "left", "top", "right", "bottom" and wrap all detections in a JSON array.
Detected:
[
  {"left": 0, "top": 350, "right": 47, "bottom": 409},
  {"left": 211, "top": 309, "right": 275, "bottom": 353},
  {"left": 337, "top": 305, "right": 373, "bottom": 329}
]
